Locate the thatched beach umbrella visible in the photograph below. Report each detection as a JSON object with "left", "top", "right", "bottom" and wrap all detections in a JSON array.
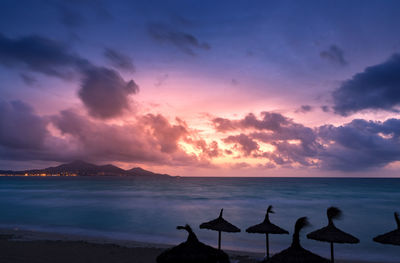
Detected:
[
  {"left": 200, "top": 209, "right": 240, "bottom": 250},
  {"left": 307, "top": 207, "right": 359, "bottom": 263},
  {"left": 156, "top": 224, "right": 230, "bottom": 263},
  {"left": 373, "top": 212, "right": 400, "bottom": 246},
  {"left": 246, "top": 205, "right": 289, "bottom": 260},
  {"left": 265, "top": 217, "right": 329, "bottom": 263}
]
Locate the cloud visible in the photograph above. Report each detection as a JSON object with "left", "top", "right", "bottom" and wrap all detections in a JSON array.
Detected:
[
  {"left": 147, "top": 23, "right": 211, "bottom": 56},
  {"left": 296, "top": 105, "right": 313, "bottom": 113},
  {"left": 0, "top": 100, "right": 205, "bottom": 166},
  {"left": 79, "top": 66, "right": 139, "bottom": 119},
  {"left": 320, "top": 45, "right": 348, "bottom": 66},
  {"left": 0, "top": 100, "right": 48, "bottom": 150},
  {"left": 223, "top": 134, "right": 259, "bottom": 156},
  {"left": 0, "top": 100, "right": 74, "bottom": 162},
  {"left": 104, "top": 48, "right": 135, "bottom": 72},
  {"left": 0, "top": 33, "right": 87, "bottom": 79},
  {"left": 321, "top": 105, "right": 330, "bottom": 112},
  {"left": 213, "top": 112, "right": 290, "bottom": 132},
  {"left": 50, "top": 109, "right": 210, "bottom": 166},
  {"left": 4, "top": 100, "right": 400, "bottom": 173},
  {"left": 332, "top": 54, "right": 400, "bottom": 116},
  {"left": 214, "top": 112, "right": 320, "bottom": 166},
  {"left": 0, "top": 33, "right": 139, "bottom": 119},
  {"left": 318, "top": 119, "right": 400, "bottom": 171},
  {"left": 212, "top": 117, "right": 238, "bottom": 132},
  {"left": 140, "top": 114, "right": 188, "bottom": 153},
  {"left": 50, "top": 109, "right": 169, "bottom": 163},
  {"left": 212, "top": 111, "right": 400, "bottom": 170},
  {"left": 195, "top": 140, "right": 220, "bottom": 158}
]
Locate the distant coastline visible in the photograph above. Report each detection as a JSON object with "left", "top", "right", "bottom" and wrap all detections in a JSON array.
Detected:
[{"left": 0, "top": 160, "right": 171, "bottom": 178}]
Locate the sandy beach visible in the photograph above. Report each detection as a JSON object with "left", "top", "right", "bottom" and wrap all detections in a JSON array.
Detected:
[{"left": 0, "top": 228, "right": 377, "bottom": 263}]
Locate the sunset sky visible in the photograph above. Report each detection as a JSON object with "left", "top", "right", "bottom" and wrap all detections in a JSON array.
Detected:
[{"left": 1, "top": 0, "right": 400, "bottom": 177}]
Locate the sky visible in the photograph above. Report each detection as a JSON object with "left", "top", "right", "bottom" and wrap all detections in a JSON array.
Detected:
[{"left": 1, "top": 0, "right": 400, "bottom": 177}]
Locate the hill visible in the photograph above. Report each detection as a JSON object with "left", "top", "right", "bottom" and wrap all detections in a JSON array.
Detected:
[{"left": 0, "top": 160, "right": 171, "bottom": 178}]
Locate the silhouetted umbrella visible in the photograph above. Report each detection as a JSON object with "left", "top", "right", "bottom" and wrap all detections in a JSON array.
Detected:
[
  {"left": 265, "top": 217, "right": 329, "bottom": 263},
  {"left": 307, "top": 207, "right": 359, "bottom": 263},
  {"left": 246, "top": 205, "right": 289, "bottom": 260},
  {"left": 200, "top": 209, "right": 240, "bottom": 250},
  {"left": 157, "top": 224, "right": 230, "bottom": 263},
  {"left": 373, "top": 212, "right": 400, "bottom": 246}
]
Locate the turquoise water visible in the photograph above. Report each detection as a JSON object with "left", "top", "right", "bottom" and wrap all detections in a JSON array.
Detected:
[{"left": 0, "top": 177, "right": 399, "bottom": 262}]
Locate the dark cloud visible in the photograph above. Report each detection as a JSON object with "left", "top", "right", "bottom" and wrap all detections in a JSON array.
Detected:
[
  {"left": 0, "top": 100, "right": 48, "bottom": 150},
  {"left": 225, "top": 149, "right": 233, "bottom": 155},
  {"left": 0, "top": 33, "right": 88, "bottom": 79},
  {"left": 249, "top": 114, "right": 320, "bottom": 166},
  {"left": 213, "top": 112, "right": 290, "bottom": 132},
  {"left": 184, "top": 137, "right": 221, "bottom": 159},
  {"left": 332, "top": 54, "right": 400, "bottom": 116},
  {"left": 321, "top": 105, "right": 330, "bottom": 112},
  {"left": 212, "top": 117, "right": 238, "bottom": 132},
  {"left": 104, "top": 48, "right": 135, "bottom": 72},
  {"left": 318, "top": 119, "right": 400, "bottom": 171},
  {"left": 147, "top": 23, "right": 211, "bottom": 56},
  {"left": 223, "top": 134, "right": 259, "bottom": 156},
  {"left": 211, "top": 111, "right": 349, "bottom": 168},
  {"left": 198, "top": 140, "right": 220, "bottom": 158},
  {"left": 0, "top": 100, "right": 74, "bottom": 163},
  {"left": 320, "top": 45, "right": 348, "bottom": 66},
  {"left": 296, "top": 105, "right": 313, "bottom": 113},
  {"left": 0, "top": 33, "right": 139, "bottom": 119},
  {"left": 214, "top": 111, "right": 400, "bottom": 170},
  {"left": 79, "top": 66, "right": 139, "bottom": 119}
]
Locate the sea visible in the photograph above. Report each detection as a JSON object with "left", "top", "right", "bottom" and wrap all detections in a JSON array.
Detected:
[{"left": 0, "top": 177, "right": 399, "bottom": 262}]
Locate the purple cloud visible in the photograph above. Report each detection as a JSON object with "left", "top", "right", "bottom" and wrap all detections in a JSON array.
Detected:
[{"left": 333, "top": 54, "right": 400, "bottom": 116}]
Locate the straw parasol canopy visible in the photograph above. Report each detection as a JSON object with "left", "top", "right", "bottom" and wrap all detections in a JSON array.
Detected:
[
  {"left": 200, "top": 209, "right": 240, "bottom": 250},
  {"left": 307, "top": 207, "right": 359, "bottom": 263},
  {"left": 156, "top": 224, "right": 230, "bottom": 263},
  {"left": 265, "top": 217, "right": 330, "bottom": 263},
  {"left": 246, "top": 205, "right": 289, "bottom": 260},
  {"left": 373, "top": 212, "right": 400, "bottom": 246}
]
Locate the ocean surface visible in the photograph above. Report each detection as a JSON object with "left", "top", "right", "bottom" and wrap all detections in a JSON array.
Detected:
[{"left": 0, "top": 177, "right": 399, "bottom": 262}]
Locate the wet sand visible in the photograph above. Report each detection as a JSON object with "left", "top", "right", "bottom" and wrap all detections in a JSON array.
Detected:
[{"left": 0, "top": 228, "right": 376, "bottom": 263}]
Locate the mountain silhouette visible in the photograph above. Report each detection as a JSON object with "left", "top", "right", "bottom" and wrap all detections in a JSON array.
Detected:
[{"left": 0, "top": 160, "right": 171, "bottom": 178}]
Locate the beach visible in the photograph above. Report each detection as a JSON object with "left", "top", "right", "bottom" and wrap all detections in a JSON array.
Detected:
[{"left": 0, "top": 228, "right": 379, "bottom": 263}]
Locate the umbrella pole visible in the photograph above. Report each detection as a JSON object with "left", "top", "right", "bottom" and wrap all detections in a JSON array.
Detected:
[
  {"left": 218, "top": 231, "right": 221, "bottom": 250},
  {"left": 330, "top": 242, "right": 334, "bottom": 263},
  {"left": 265, "top": 233, "right": 270, "bottom": 260}
]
